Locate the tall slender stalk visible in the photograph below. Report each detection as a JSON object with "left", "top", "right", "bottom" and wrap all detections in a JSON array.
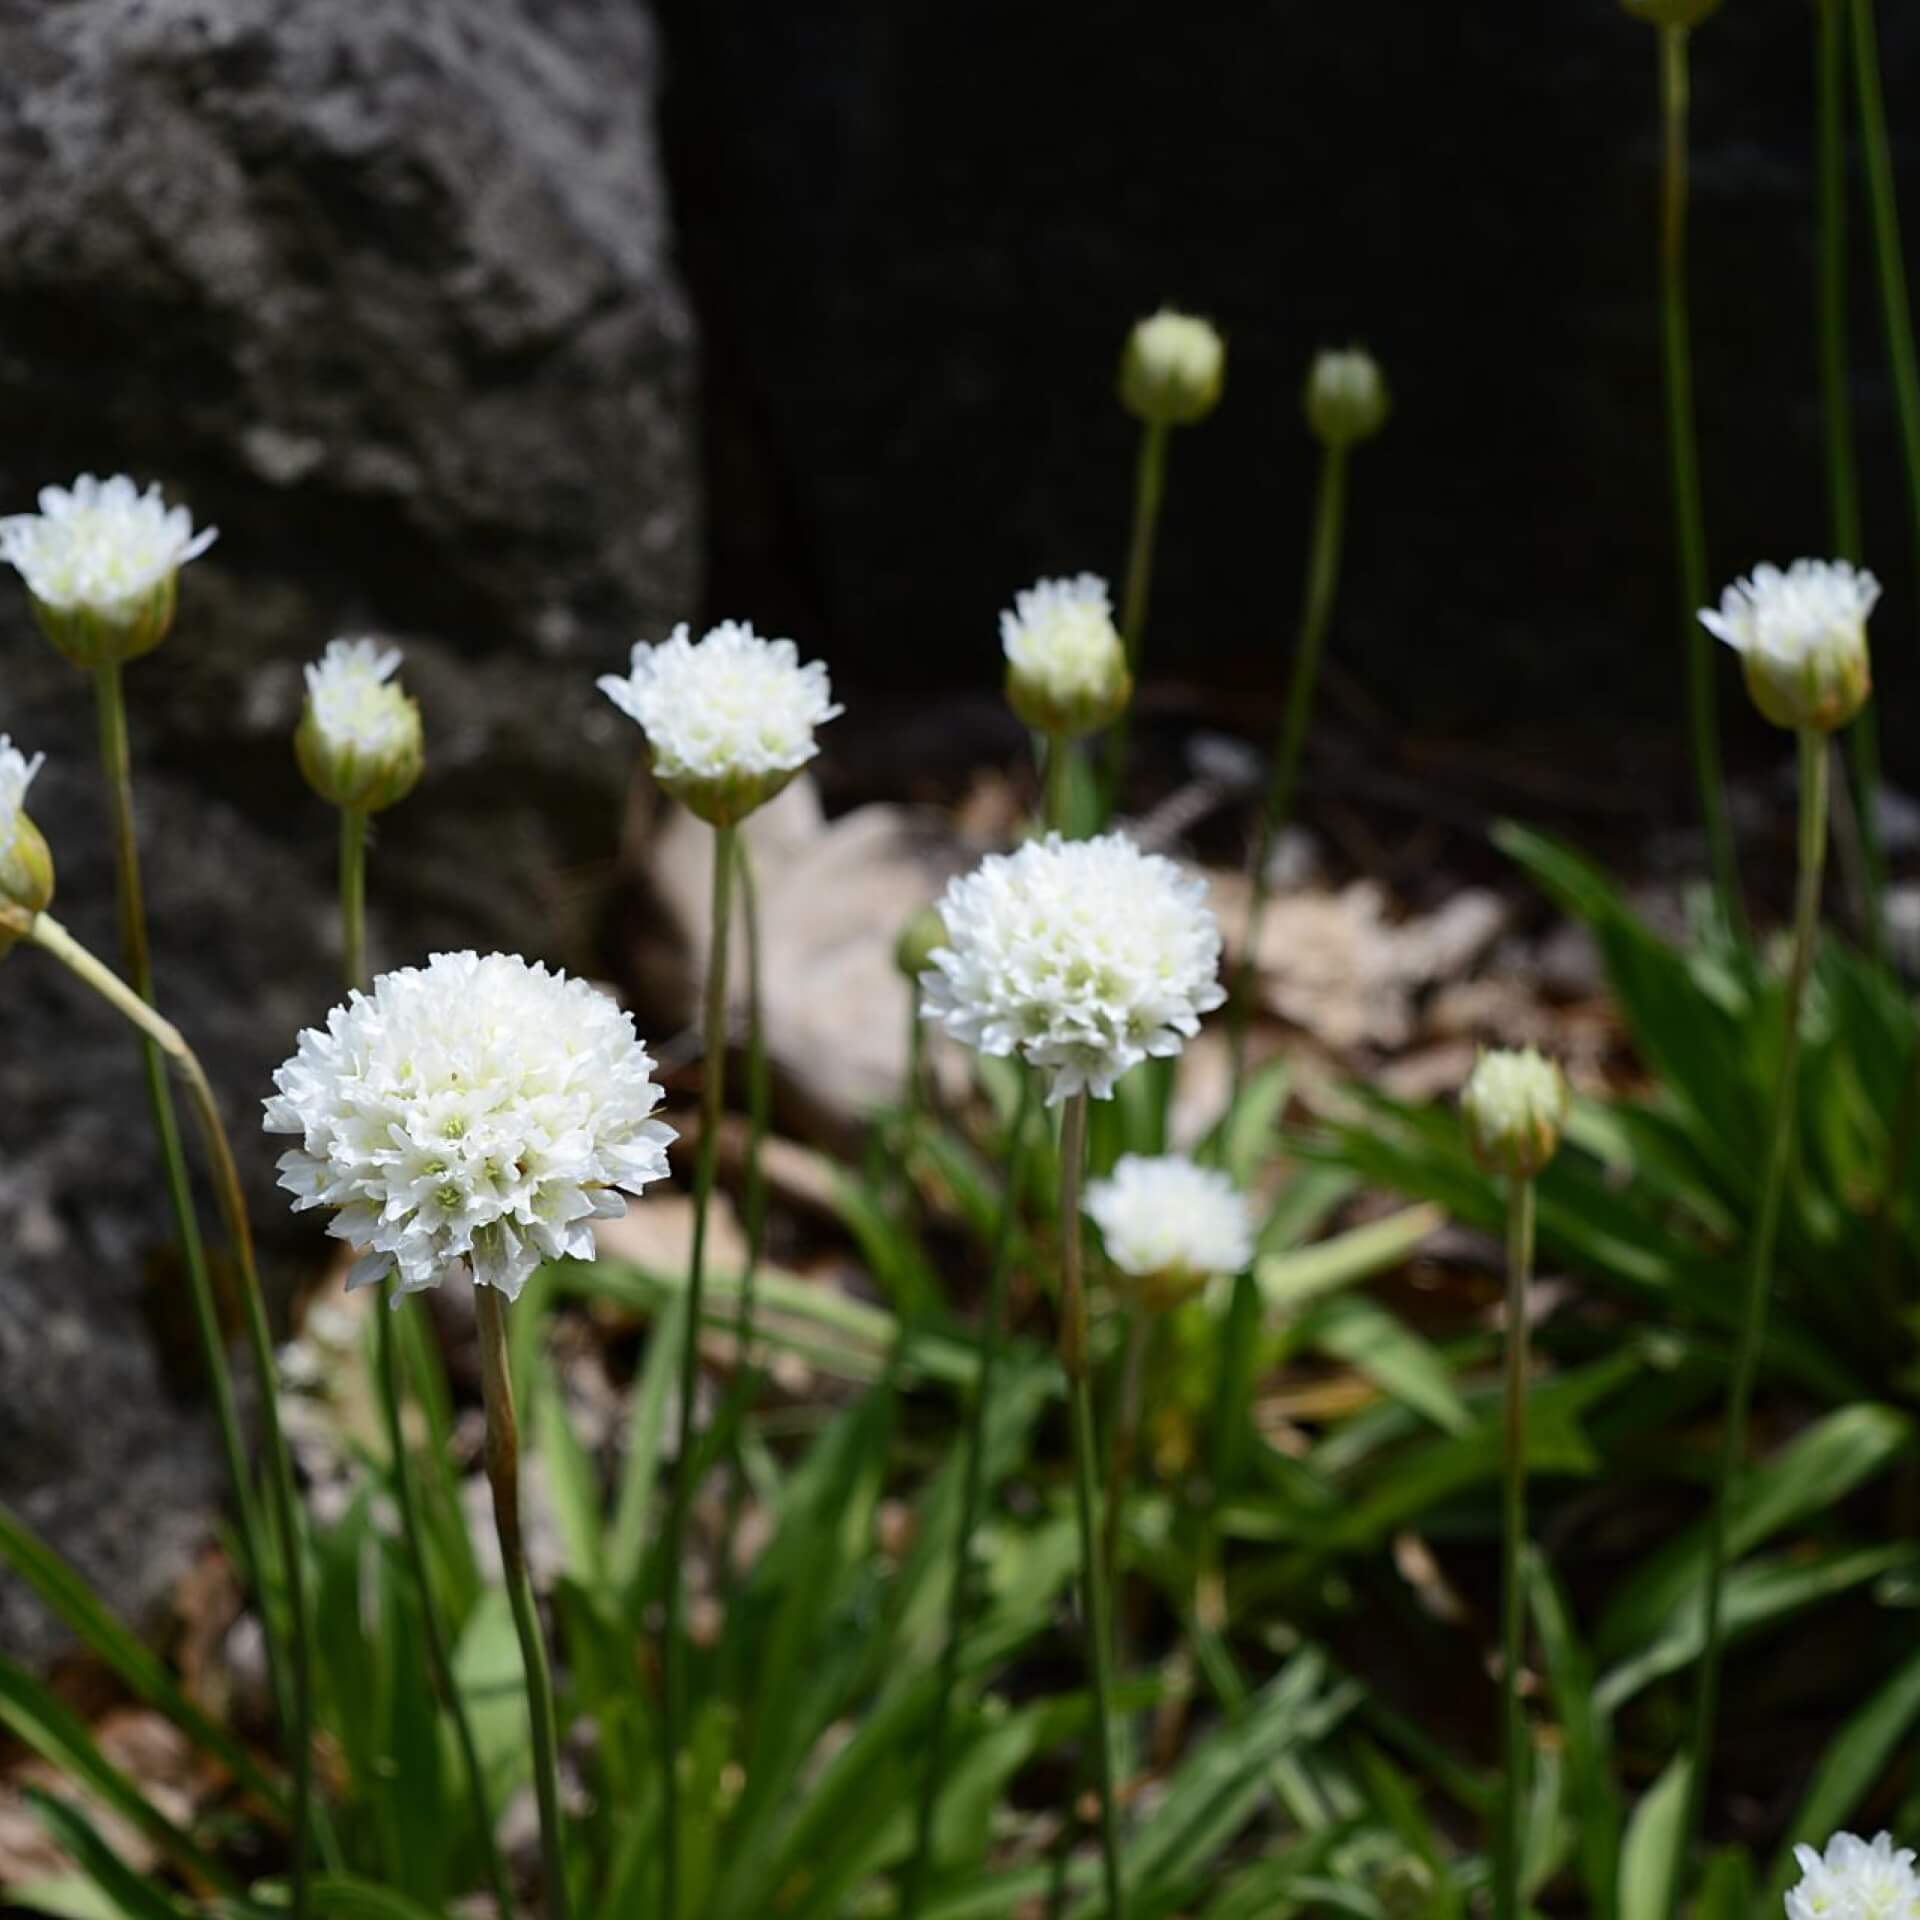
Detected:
[
  {"left": 720, "top": 838, "right": 772, "bottom": 1584},
  {"left": 339, "top": 807, "right": 510, "bottom": 1915},
  {"left": 474, "top": 1285, "right": 572, "bottom": 1920},
  {"left": 1851, "top": 0, "right": 1920, "bottom": 573},
  {"left": 1101, "top": 421, "right": 1170, "bottom": 816},
  {"left": 1046, "top": 734, "right": 1073, "bottom": 837},
  {"left": 1225, "top": 439, "right": 1349, "bottom": 1101},
  {"left": 662, "top": 822, "right": 736, "bottom": 1919},
  {"left": 1655, "top": 23, "right": 1742, "bottom": 933},
  {"left": 1058, "top": 1092, "right": 1125, "bottom": 1920},
  {"left": 1815, "top": 0, "right": 1888, "bottom": 962},
  {"left": 902, "top": 1073, "right": 1036, "bottom": 1918},
  {"left": 20, "top": 906, "right": 315, "bottom": 1920},
  {"left": 89, "top": 667, "right": 270, "bottom": 1621},
  {"left": 1101, "top": 1307, "right": 1150, "bottom": 1590},
  {"left": 1673, "top": 728, "right": 1828, "bottom": 1899},
  {"left": 1496, "top": 1176, "right": 1537, "bottom": 1920}
]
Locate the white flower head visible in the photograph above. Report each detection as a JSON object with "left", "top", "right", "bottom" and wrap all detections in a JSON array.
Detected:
[
  {"left": 1085, "top": 1153, "right": 1255, "bottom": 1307},
  {"left": 598, "top": 619, "right": 841, "bottom": 826},
  {"left": 0, "top": 736, "right": 52, "bottom": 930},
  {"left": 1786, "top": 1830, "right": 1920, "bottom": 1920},
  {"left": 1461, "top": 1046, "right": 1568, "bottom": 1180},
  {"left": 921, "top": 830, "right": 1224, "bottom": 1105},
  {"left": 1305, "top": 347, "right": 1390, "bottom": 447},
  {"left": 1120, "top": 308, "right": 1226, "bottom": 426},
  {"left": 297, "top": 637, "right": 423, "bottom": 813},
  {"left": 1699, "top": 558, "right": 1878, "bottom": 732},
  {"left": 264, "top": 951, "right": 675, "bottom": 1302},
  {"left": 0, "top": 473, "right": 216, "bottom": 666},
  {"left": 1001, "top": 574, "right": 1131, "bottom": 738}
]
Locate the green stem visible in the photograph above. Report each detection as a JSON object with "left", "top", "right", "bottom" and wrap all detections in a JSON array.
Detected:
[
  {"left": 1657, "top": 24, "right": 1742, "bottom": 935},
  {"left": 1852, "top": 0, "right": 1920, "bottom": 584},
  {"left": 26, "top": 908, "right": 318, "bottom": 1920},
  {"left": 1817, "top": 0, "right": 1889, "bottom": 962},
  {"left": 721, "top": 837, "right": 771, "bottom": 1586},
  {"left": 1497, "top": 1176, "right": 1536, "bottom": 1920},
  {"left": 1058, "top": 1092, "right": 1125, "bottom": 1919},
  {"left": 1046, "top": 734, "right": 1072, "bottom": 836},
  {"left": 1101, "top": 420, "right": 1170, "bottom": 818},
  {"left": 901, "top": 1073, "right": 1037, "bottom": 1919},
  {"left": 475, "top": 1285, "right": 571, "bottom": 1920},
  {"left": 662, "top": 821, "right": 736, "bottom": 1919},
  {"left": 338, "top": 811, "right": 368, "bottom": 993},
  {"left": 1674, "top": 727, "right": 1828, "bottom": 1898},
  {"left": 90, "top": 668, "right": 270, "bottom": 1642},
  {"left": 1226, "top": 439, "right": 1349, "bottom": 1101},
  {"left": 1101, "top": 1307, "right": 1150, "bottom": 1591},
  {"left": 378, "top": 1301, "right": 514, "bottom": 1916}
]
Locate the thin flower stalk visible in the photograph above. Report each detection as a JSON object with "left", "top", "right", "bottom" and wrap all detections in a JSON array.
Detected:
[
  {"left": 1675, "top": 728, "right": 1829, "bottom": 1898},
  {"left": 1225, "top": 438, "right": 1348, "bottom": 1100},
  {"left": 902, "top": 1073, "right": 1037, "bottom": 1919},
  {"left": 475, "top": 1284, "right": 572, "bottom": 1920},
  {"left": 338, "top": 806, "right": 511, "bottom": 1918},
  {"left": 1655, "top": 23, "right": 1742, "bottom": 931},
  {"left": 1058, "top": 1091, "right": 1126, "bottom": 1920},
  {"left": 16, "top": 905, "right": 316, "bottom": 1920},
  {"left": 1101, "top": 421, "right": 1169, "bottom": 813},
  {"left": 1497, "top": 1174, "right": 1536, "bottom": 1920},
  {"left": 662, "top": 821, "right": 737, "bottom": 1918}
]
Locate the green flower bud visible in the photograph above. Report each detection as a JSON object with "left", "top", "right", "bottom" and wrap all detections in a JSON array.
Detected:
[
  {"left": 0, "top": 739, "right": 54, "bottom": 957},
  {"left": 1305, "top": 347, "right": 1390, "bottom": 448},
  {"left": 895, "top": 906, "right": 949, "bottom": 982},
  {"left": 1461, "top": 1047, "right": 1569, "bottom": 1180},
  {"left": 1119, "top": 308, "right": 1226, "bottom": 428},
  {"left": 1700, "top": 559, "right": 1876, "bottom": 735},
  {"left": 295, "top": 638, "right": 425, "bottom": 814}
]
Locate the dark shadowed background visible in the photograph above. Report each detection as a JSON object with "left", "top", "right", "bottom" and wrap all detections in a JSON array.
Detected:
[{"left": 2, "top": 0, "right": 1917, "bottom": 1653}]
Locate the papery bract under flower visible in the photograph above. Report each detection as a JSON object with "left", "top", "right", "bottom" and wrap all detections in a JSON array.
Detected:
[
  {"left": 1699, "top": 558, "right": 1878, "bottom": 733},
  {"left": 920, "top": 831, "right": 1224, "bottom": 1104},
  {"left": 1001, "top": 574, "right": 1132, "bottom": 739},
  {"left": 0, "top": 473, "right": 216, "bottom": 667},
  {"left": 264, "top": 951, "right": 674, "bottom": 1301},
  {"left": 296, "top": 637, "right": 424, "bottom": 813},
  {"left": 598, "top": 619, "right": 841, "bottom": 826},
  {"left": 1785, "top": 1830, "right": 1920, "bottom": 1920},
  {"left": 1084, "top": 1153, "right": 1254, "bottom": 1307}
]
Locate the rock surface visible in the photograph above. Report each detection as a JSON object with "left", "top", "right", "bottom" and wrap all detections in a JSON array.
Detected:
[{"left": 0, "top": 0, "right": 697, "bottom": 1661}]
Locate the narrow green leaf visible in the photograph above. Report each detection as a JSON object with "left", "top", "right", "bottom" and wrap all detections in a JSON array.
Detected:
[
  {"left": 607, "top": 1286, "right": 686, "bottom": 1600},
  {"left": 21, "top": 1789, "right": 195, "bottom": 1920},
  {"left": 1255, "top": 1203, "right": 1443, "bottom": 1308},
  {"left": 1618, "top": 1754, "right": 1690, "bottom": 1920},
  {"left": 1299, "top": 1294, "right": 1472, "bottom": 1435},
  {"left": 534, "top": 1353, "right": 607, "bottom": 1593}
]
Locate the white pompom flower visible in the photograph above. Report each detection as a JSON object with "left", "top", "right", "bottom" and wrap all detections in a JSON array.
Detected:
[
  {"left": 1785, "top": 1830, "right": 1920, "bottom": 1920},
  {"left": 598, "top": 618, "right": 841, "bottom": 826},
  {"left": 296, "top": 637, "right": 424, "bottom": 813},
  {"left": 1699, "top": 558, "right": 1878, "bottom": 733},
  {"left": 0, "top": 473, "right": 217, "bottom": 666},
  {"left": 1085, "top": 1153, "right": 1255, "bottom": 1307},
  {"left": 264, "top": 951, "right": 675, "bottom": 1302},
  {"left": 1001, "top": 574, "right": 1132, "bottom": 738},
  {"left": 0, "top": 737, "right": 53, "bottom": 938},
  {"left": 921, "top": 830, "right": 1224, "bottom": 1105}
]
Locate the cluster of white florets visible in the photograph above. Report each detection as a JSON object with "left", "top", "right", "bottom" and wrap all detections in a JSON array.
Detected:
[
  {"left": 0, "top": 473, "right": 216, "bottom": 661},
  {"left": 297, "top": 637, "right": 424, "bottom": 812},
  {"left": 1460, "top": 1046, "right": 1569, "bottom": 1180},
  {"left": 920, "top": 831, "right": 1224, "bottom": 1103},
  {"left": 599, "top": 619, "right": 841, "bottom": 823},
  {"left": 1699, "top": 558, "right": 1878, "bottom": 732},
  {"left": 264, "top": 951, "right": 674, "bottom": 1301},
  {"left": 0, "top": 738, "right": 45, "bottom": 875},
  {"left": 1001, "top": 574, "right": 1130, "bottom": 736},
  {"left": 1084, "top": 1153, "right": 1254, "bottom": 1303},
  {"left": 1785, "top": 1831, "right": 1920, "bottom": 1920}
]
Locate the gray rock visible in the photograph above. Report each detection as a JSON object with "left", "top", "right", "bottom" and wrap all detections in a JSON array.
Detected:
[{"left": 0, "top": 0, "right": 697, "bottom": 1662}]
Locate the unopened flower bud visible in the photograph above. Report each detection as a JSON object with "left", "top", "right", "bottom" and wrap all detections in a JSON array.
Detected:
[
  {"left": 0, "top": 738, "right": 54, "bottom": 954},
  {"left": 1462, "top": 1047, "right": 1569, "bottom": 1180},
  {"left": 0, "top": 474, "right": 216, "bottom": 668},
  {"left": 1001, "top": 574, "right": 1132, "bottom": 739},
  {"left": 1699, "top": 559, "right": 1876, "bottom": 733},
  {"left": 895, "top": 906, "right": 948, "bottom": 983},
  {"left": 598, "top": 620, "right": 841, "bottom": 828},
  {"left": 295, "top": 638, "right": 424, "bottom": 814},
  {"left": 1119, "top": 308, "right": 1226, "bottom": 428},
  {"left": 1305, "top": 348, "right": 1390, "bottom": 448},
  {"left": 1620, "top": 0, "right": 1721, "bottom": 28}
]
